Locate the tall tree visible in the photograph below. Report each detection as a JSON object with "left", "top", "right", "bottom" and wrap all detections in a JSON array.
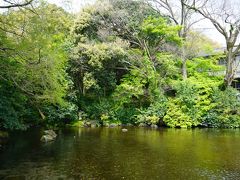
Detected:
[
  {"left": 146, "top": 0, "right": 203, "bottom": 79},
  {"left": 184, "top": 0, "right": 240, "bottom": 87},
  {"left": 0, "top": 2, "right": 72, "bottom": 129},
  {"left": 70, "top": 0, "right": 160, "bottom": 97}
]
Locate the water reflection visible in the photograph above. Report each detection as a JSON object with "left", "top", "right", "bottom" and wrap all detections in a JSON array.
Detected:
[{"left": 1, "top": 128, "right": 240, "bottom": 179}]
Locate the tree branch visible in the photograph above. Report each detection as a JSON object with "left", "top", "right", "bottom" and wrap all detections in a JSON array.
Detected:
[{"left": 0, "top": 0, "right": 34, "bottom": 9}]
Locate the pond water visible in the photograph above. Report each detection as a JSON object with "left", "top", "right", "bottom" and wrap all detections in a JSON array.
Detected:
[{"left": 1, "top": 127, "right": 240, "bottom": 179}]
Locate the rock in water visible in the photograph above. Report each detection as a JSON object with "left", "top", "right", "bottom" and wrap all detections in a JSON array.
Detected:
[
  {"left": 44, "top": 130, "right": 57, "bottom": 138},
  {"left": 41, "top": 130, "right": 57, "bottom": 142},
  {"left": 122, "top": 128, "right": 128, "bottom": 132},
  {"left": 40, "top": 135, "right": 55, "bottom": 142}
]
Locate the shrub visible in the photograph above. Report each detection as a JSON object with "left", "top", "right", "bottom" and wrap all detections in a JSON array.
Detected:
[{"left": 202, "top": 87, "right": 240, "bottom": 128}]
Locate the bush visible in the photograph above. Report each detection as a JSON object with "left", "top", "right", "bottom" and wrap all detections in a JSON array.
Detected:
[
  {"left": 43, "top": 103, "right": 78, "bottom": 128},
  {"left": 136, "top": 99, "right": 167, "bottom": 125},
  {"left": 163, "top": 98, "right": 196, "bottom": 128},
  {"left": 0, "top": 82, "right": 34, "bottom": 130},
  {"left": 163, "top": 77, "right": 219, "bottom": 128},
  {"left": 202, "top": 87, "right": 240, "bottom": 128}
]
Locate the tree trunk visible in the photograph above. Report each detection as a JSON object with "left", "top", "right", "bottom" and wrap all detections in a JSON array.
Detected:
[
  {"left": 181, "top": 46, "right": 187, "bottom": 79},
  {"left": 182, "top": 59, "right": 187, "bottom": 80},
  {"left": 224, "top": 50, "right": 235, "bottom": 87}
]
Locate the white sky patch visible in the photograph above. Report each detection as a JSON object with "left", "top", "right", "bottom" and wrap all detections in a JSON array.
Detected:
[
  {"left": 193, "top": 19, "right": 226, "bottom": 46},
  {"left": 47, "top": 0, "right": 96, "bottom": 13}
]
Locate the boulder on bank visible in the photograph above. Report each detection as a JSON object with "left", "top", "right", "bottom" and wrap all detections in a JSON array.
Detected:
[
  {"left": 82, "top": 120, "right": 100, "bottom": 128},
  {"left": 151, "top": 124, "right": 158, "bottom": 129},
  {"left": 41, "top": 130, "right": 57, "bottom": 142},
  {"left": 138, "top": 123, "right": 147, "bottom": 127},
  {"left": 127, "top": 123, "right": 133, "bottom": 127},
  {"left": 109, "top": 123, "right": 118, "bottom": 128},
  {"left": 89, "top": 121, "right": 100, "bottom": 128}
]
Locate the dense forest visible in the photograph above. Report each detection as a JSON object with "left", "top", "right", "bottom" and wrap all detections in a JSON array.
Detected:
[{"left": 1, "top": 0, "right": 240, "bottom": 131}]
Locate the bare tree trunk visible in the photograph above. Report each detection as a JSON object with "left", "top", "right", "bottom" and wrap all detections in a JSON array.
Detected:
[
  {"left": 182, "top": 59, "right": 187, "bottom": 79},
  {"left": 224, "top": 50, "right": 235, "bottom": 87},
  {"left": 181, "top": 46, "right": 187, "bottom": 79}
]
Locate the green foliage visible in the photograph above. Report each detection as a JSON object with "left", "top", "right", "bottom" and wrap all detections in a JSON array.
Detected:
[
  {"left": 187, "top": 57, "right": 224, "bottom": 78},
  {"left": 164, "top": 81, "right": 198, "bottom": 128},
  {"left": 141, "top": 17, "right": 182, "bottom": 47},
  {"left": 136, "top": 100, "right": 167, "bottom": 125},
  {"left": 202, "top": 88, "right": 240, "bottom": 128},
  {"left": 1, "top": 0, "right": 239, "bottom": 131},
  {"left": 0, "top": 2, "right": 73, "bottom": 130},
  {"left": 0, "top": 82, "right": 30, "bottom": 130},
  {"left": 42, "top": 103, "right": 78, "bottom": 128},
  {"left": 70, "top": 38, "right": 129, "bottom": 97},
  {"left": 163, "top": 57, "right": 224, "bottom": 128}
]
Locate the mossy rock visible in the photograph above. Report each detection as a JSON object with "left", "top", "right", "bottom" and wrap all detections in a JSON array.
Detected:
[
  {"left": 138, "top": 123, "right": 147, "bottom": 127},
  {"left": 0, "top": 131, "right": 9, "bottom": 139}
]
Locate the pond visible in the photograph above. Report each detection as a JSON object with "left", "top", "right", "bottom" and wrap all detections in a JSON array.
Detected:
[{"left": 1, "top": 127, "right": 240, "bottom": 179}]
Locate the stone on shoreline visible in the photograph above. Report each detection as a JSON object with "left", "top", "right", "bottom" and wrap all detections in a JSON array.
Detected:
[
  {"left": 138, "top": 123, "right": 147, "bottom": 127},
  {"left": 151, "top": 124, "right": 158, "bottom": 129}
]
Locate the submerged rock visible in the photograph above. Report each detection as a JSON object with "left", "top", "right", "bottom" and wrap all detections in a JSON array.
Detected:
[
  {"left": 122, "top": 128, "right": 128, "bottom": 132},
  {"left": 41, "top": 130, "right": 57, "bottom": 142}
]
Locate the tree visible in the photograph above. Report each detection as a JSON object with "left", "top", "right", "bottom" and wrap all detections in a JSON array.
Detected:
[
  {"left": 184, "top": 0, "right": 240, "bottom": 87},
  {"left": 0, "top": 2, "right": 72, "bottom": 129},
  {"left": 145, "top": 0, "right": 204, "bottom": 79},
  {"left": 0, "top": 0, "right": 34, "bottom": 9},
  {"left": 70, "top": 0, "right": 158, "bottom": 98}
]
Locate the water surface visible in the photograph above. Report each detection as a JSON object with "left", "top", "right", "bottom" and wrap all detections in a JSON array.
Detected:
[{"left": 1, "top": 127, "right": 240, "bottom": 179}]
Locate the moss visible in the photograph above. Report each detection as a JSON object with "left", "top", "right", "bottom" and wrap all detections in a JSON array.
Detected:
[{"left": 0, "top": 131, "right": 9, "bottom": 138}]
